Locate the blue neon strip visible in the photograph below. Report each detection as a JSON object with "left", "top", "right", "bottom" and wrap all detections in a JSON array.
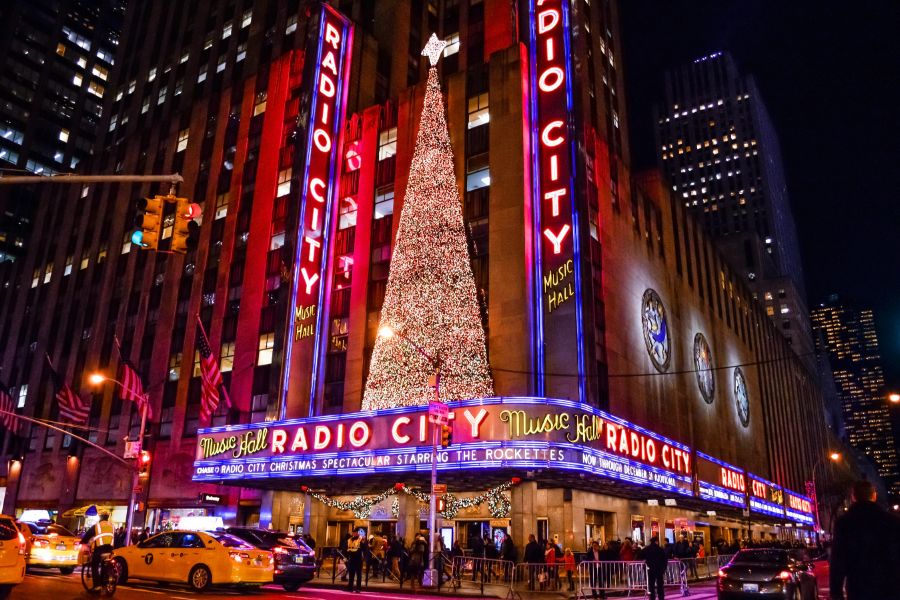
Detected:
[
  {"left": 784, "top": 508, "right": 815, "bottom": 525},
  {"left": 560, "top": 0, "right": 587, "bottom": 404},
  {"left": 527, "top": 0, "right": 544, "bottom": 397},
  {"left": 750, "top": 498, "right": 785, "bottom": 518},
  {"left": 747, "top": 472, "right": 782, "bottom": 491},
  {"left": 698, "top": 481, "right": 745, "bottom": 508},
  {"left": 280, "top": 11, "right": 328, "bottom": 419},
  {"left": 696, "top": 450, "right": 743, "bottom": 473}
]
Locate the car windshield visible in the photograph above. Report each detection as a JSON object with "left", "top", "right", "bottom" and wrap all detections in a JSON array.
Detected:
[
  {"left": 42, "top": 524, "right": 76, "bottom": 537},
  {"left": 210, "top": 532, "right": 254, "bottom": 549},
  {"left": 250, "top": 530, "right": 305, "bottom": 550},
  {"left": 733, "top": 550, "right": 787, "bottom": 565}
]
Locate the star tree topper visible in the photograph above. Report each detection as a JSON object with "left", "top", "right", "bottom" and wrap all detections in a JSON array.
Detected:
[{"left": 421, "top": 33, "right": 448, "bottom": 67}]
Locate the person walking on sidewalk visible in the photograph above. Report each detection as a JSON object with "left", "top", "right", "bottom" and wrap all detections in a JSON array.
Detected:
[
  {"left": 830, "top": 480, "right": 900, "bottom": 600},
  {"left": 644, "top": 536, "right": 668, "bottom": 600},
  {"left": 345, "top": 530, "right": 363, "bottom": 593}
]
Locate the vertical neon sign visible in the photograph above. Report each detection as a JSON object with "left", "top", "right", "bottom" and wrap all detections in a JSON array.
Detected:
[
  {"left": 281, "top": 5, "right": 353, "bottom": 418},
  {"left": 527, "top": 0, "right": 586, "bottom": 402}
]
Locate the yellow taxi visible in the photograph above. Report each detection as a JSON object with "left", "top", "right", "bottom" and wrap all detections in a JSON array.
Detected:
[
  {"left": 0, "top": 515, "right": 26, "bottom": 597},
  {"left": 114, "top": 530, "right": 273, "bottom": 592},
  {"left": 18, "top": 522, "right": 81, "bottom": 574}
]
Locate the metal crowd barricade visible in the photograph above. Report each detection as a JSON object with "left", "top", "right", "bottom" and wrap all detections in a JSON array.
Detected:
[
  {"left": 450, "top": 555, "right": 516, "bottom": 599},
  {"left": 679, "top": 553, "right": 735, "bottom": 581},
  {"left": 512, "top": 562, "right": 573, "bottom": 597},
  {"left": 646, "top": 560, "right": 689, "bottom": 596},
  {"left": 574, "top": 561, "right": 647, "bottom": 597}
]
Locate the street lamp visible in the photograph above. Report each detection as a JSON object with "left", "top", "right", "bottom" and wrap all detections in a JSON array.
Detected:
[
  {"left": 377, "top": 325, "right": 441, "bottom": 587},
  {"left": 809, "top": 452, "right": 842, "bottom": 541},
  {"left": 89, "top": 372, "right": 149, "bottom": 546},
  {"left": 888, "top": 392, "right": 900, "bottom": 404}
]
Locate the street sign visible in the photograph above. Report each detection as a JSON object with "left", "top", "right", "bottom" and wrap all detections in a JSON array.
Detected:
[
  {"left": 428, "top": 401, "right": 448, "bottom": 425},
  {"left": 124, "top": 440, "right": 142, "bottom": 459},
  {"left": 432, "top": 484, "right": 447, "bottom": 495}
]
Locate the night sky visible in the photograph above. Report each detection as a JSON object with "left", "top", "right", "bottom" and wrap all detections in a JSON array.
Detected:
[{"left": 619, "top": 1, "right": 900, "bottom": 388}]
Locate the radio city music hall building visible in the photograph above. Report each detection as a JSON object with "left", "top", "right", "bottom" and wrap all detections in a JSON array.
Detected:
[{"left": 0, "top": 0, "right": 827, "bottom": 551}]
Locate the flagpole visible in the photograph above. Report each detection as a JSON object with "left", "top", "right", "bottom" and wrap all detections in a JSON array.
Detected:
[{"left": 124, "top": 397, "right": 148, "bottom": 546}]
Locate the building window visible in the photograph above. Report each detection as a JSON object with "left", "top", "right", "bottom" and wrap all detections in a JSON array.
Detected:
[
  {"left": 220, "top": 342, "right": 235, "bottom": 372},
  {"left": 466, "top": 167, "right": 490, "bottom": 191},
  {"left": 253, "top": 91, "right": 267, "bottom": 116},
  {"left": 215, "top": 192, "right": 229, "bottom": 219},
  {"left": 467, "top": 93, "right": 489, "bottom": 129},
  {"left": 168, "top": 353, "right": 182, "bottom": 381},
  {"left": 236, "top": 43, "right": 247, "bottom": 62},
  {"left": 339, "top": 197, "right": 358, "bottom": 229},
  {"left": 222, "top": 23, "right": 232, "bottom": 39},
  {"left": 16, "top": 385, "right": 27, "bottom": 408},
  {"left": 257, "top": 333, "right": 275, "bottom": 365},
  {"left": 73, "top": 74, "right": 83, "bottom": 86},
  {"left": 285, "top": 15, "right": 298, "bottom": 34},
  {"left": 377, "top": 128, "right": 397, "bottom": 161},
  {"left": 444, "top": 33, "right": 460, "bottom": 56},
  {"left": 276, "top": 168, "right": 291, "bottom": 197},
  {"left": 197, "top": 66, "right": 208, "bottom": 83},
  {"left": 64, "top": 256, "right": 73, "bottom": 276},
  {"left": 241, "top": 9, "right": 253, "bottom": 28},
  {"left": 92, "top": 65, "right": 109, "bottom": 80},
  {"left": 59, "top": 129, "right": 70, "bottom": 143},
  {"left": 374, "top": 188, "right": 394, "bottom": 219},
  {"left": 176, "top": 129, "right": 189, "bottom": 153},
  {"left": 31, "top": 268, "right": 39, "bottom": 288}
]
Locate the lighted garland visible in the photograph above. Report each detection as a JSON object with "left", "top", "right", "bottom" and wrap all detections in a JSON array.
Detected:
[
  {"left": 362, "top": 58, "right": 493, "bottom": 410},
  {"left": 303, "top": 479, "right": 518, "bottom": 520}
]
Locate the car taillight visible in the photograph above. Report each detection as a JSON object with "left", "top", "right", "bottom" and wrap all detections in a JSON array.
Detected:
[
  {"left": 17, "top": 532, "right": 26, "bottom": 555},
  {"left": 33, "top": 539, "right": 49, "bottom": 549},
  {"left": 74, "top": 542, "right": 82, "bottom": 552},
  {"left": 273, "top": 546, "right": 289, "bottom": 554},
  {"left": 778, "top": 570, "right": 791, "bottom": 581},
  {"left": 717, "top": 568, "right": 728, "bottom": 578}
]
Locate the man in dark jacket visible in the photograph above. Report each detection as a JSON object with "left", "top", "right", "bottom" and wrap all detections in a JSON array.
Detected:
[
  {"left": 644, "top": 536, "right": 668, "bottom": 600},
  {"left": 523, "top": 534, "right": 544, "bottom": 590},
  {"left": 830, "top": 480, "right": 900, "bottom": 600}
]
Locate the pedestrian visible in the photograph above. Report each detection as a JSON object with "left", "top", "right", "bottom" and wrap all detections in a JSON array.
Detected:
[
  {"left": 619, "top": 537, "right": 635, "bottom": 561},
  {"left": 470, "top": 533, "right": 485, "bottom": 581},
  {"left": 345, "top": 530, "right": 363, "bottom": 593},
  {"left": 644, "top": 536, "right": 668, "bottom": 600},
  {"left": 542, "top": 539, "right": 556, "bottom": 590},
  {"left": 303, "top": 532, "right": 316, "bottom": 549},
  {"left": 407, "top": 534, "right": 427, "bottom": 590},
  {"left": 500, "top": 533, "right": 517, "bottom": 582},
  {"left": 563, "top": 547, "right": 576, "bottom": 592},
  {"left": 586, "top": 540, "right": 605, "bottom": 599},
  {"left": 137, "top": 527, "right": 150, "bottom": 544},
  {"left": 340, "top": 532, "right": 351, "bottom": 581},
  {"left": 113, "top": 526, "right": 125, "bottom": 548},
  {"left": 524, "top": 534, "right": 543, "bottom": 590},
  {"left": 387, "top": 534, "right": 403, "bottom": 581},
  {"left": 829, "top": 480, "right": 900, "bottom": 600}
]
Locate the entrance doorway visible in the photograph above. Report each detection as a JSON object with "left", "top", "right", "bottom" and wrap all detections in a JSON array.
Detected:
[
  {"left": 369, "top": 521, "right": 396, "bottom": 538},
  {"left": 326, "top": 520, "right": 355, "bottom": 547},
  {"left": 585, "top": 509, "right": 615, "bottom": 548}
]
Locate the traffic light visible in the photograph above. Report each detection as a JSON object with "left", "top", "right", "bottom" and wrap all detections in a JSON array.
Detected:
[
  {"left": 139, "top": 450, "right": 151, "bottom": 474},
  {"left": 440, "top": 424, "right": 452, "bottom": 447},
  {"left": 170, "top": 197, "right": 201, "bottom": 254},
  {"left": 436, "top": 496, "right": 446, "bottom": 513},
  {"left": 134, "top": 196, "right": 163, "bottom": 250}
]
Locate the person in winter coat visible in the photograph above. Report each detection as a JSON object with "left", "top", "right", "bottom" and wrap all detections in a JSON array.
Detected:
[
  {"left": 643, "top": 536, "right": 668, "bottom": 600},
  {"left": 619, "top": 538, "right": 635, "bottom": 562},
  {"left": 523, "top": 534, "right": 544, "bottom": 590},
  {"left": 830, "top": 480, "right": 900, "bottom": 600},
  {"left": 563, "top": 547, "right": 576, "bottom": 591},
  {"left": 542, "top": 540, "right": 557, "bottom": 590},
  {"left": 406, "top": 534, "right": 428, "bottom": 591}
]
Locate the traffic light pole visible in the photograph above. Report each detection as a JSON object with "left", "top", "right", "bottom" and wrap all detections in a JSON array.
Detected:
[
  {"left": 0, "top": 173, "right": 183, "bottom": 186},
  {"left": 124, "top": 399, "right": 148, "bottom": 547}
]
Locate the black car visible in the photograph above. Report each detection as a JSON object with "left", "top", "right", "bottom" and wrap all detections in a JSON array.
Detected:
[
  {"left": 225, "top": 527, "right": 314, "bottom": 591},
  {"left": 717, "top": 548, "right": 817, "bottom": 600}
]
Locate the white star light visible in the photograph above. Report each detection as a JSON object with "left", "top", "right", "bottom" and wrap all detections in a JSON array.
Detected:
[{"left": 421, "top": 33, "right": 448, "bottom": 67}]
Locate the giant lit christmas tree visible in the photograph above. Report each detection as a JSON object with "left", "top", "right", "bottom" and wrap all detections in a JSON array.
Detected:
[{"left": 362, "top": 35, "right": 494, "bottom": 410}]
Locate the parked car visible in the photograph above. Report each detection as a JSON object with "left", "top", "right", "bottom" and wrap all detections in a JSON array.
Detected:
[
  {"left": 0, "top": 515, "right": 26, "bottom": 598},
  {"left": 114, "top": 530, "right": 273, "bottom": 592},
  {"left": 226, "top": 527, "right": 315, "bottom": 592},
  {"left": 717, "top": 548, "right": 817, "bottom": 599},
  {"left": 18, "top": 522, "right": 81, "bottom": 574}
]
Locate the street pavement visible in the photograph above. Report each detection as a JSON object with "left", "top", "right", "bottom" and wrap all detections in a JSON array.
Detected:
[{"left": 8, "top": 571, "right": 828, "bottom": 599}]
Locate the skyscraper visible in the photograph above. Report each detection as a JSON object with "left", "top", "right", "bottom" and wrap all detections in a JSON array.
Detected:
[
  {"left": 0, "top": 0, "right": 127, "bottom": 262},
  {"left": 811, "top": 295, "right": 899, "bottom": 499},
  {"left": 654, "top": 52, "right": 812, "bottom": 359}
]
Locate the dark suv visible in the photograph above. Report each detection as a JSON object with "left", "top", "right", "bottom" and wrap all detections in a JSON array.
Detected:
[{"left": 225, "top": 527, "right": 314, "bottom": 591}]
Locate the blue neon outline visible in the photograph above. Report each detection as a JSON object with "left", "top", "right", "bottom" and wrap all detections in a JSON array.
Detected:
[
  {"left": 560, "top": 0, "right": 587, "bottom": 404},
  {"left": 697, "top": 480, "right": 746, "bottom": 508},
  {"left": 280, "top": 7, "right": 353, "bottom": 419},
  {"left": 746, "top": 472, "right": 785, "bottom": 517}
]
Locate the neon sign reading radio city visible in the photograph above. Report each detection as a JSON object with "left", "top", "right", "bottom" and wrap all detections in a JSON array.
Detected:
[{"left": 292, "top": 7, "right": 352, "bottom": 343}]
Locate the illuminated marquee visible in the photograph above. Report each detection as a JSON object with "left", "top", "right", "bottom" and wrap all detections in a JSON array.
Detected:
[
  {"left": 696, "top": 452, "right": 746, "bottom": 508},
  {"left": 784, "top": 491, "right": 815, "bottom": 525},
  {"left": 282, "top": 5, "right": 353, "bottom": 415},
  {"left": 748, "top": 473, "right": 785, "bottom": 518},
  {"left": 193, "top": 397, "right": 693, "bottom": 495},
  {"left": 527, "top": 0, "right": 586, "bottom": 400}
]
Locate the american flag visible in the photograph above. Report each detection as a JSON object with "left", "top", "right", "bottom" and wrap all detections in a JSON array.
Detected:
[
  {"left": 197, "top": 317, "right": 231, "bottom": 422},
  {"left": 48, "top": 364, "right": 90, "bottom": 424},
  {"left": 0, "top": 380, "right": 18, "bottom": 434},
  {"left": 119, "top": 358, "right": 152, "bottom": 420}
]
